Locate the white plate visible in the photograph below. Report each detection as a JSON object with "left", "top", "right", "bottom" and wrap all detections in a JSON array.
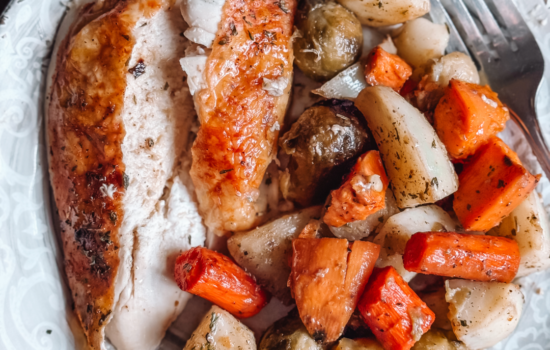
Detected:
[{"left": 1, "top": 0, "right": 550, "bottom": 349}]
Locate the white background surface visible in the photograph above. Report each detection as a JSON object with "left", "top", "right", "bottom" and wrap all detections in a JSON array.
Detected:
[{"left": 1, "top": 0, "right": 550, "bottom": 349}]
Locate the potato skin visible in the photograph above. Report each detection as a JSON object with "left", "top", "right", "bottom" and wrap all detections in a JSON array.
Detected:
[
  {"left": 336, "top": 0, "right": 430, "bottom": 27},
  {"left": 280, "top": 99, "right": 374, "bottom": 207},
  {"left": 294, "top": 2, "right": 363, "bottom": 81}
]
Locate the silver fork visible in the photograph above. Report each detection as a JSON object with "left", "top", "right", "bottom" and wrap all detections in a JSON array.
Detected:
[{"left": 429, "top": 0, "right": 550, "bottom": 178}]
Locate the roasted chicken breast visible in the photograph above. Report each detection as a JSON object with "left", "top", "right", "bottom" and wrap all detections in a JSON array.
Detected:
[
  {"left": 188, "top": 0, "right": 297, "bottom": 234},
  {"left": 47, "top": 0, "right": 205, "bottom": 349}
]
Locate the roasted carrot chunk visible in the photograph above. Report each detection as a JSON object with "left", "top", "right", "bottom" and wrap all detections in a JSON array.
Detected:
[
  {"left": 174, "top": 247, "right": 269, "bottom": 318},
  {"left": 324, "top": 151, "right": 389, "bottom": 227},
  {"left": 358, "top": 267, "right": 435, "bottom": 350},
  {"left": 365, "top": 46, "right": 413, "bottom": 92},
  {"left": 403, "top": 232, "right": 520, "bottom": 283},
  {"left": 433, "top": 79, "right": 509, "bottom": 159},
  {"left": 453, "top": 137, "right": 540, "bottom": 231},
  {"left": 290, "top": 238, "right": 380, "bottom": 343}
]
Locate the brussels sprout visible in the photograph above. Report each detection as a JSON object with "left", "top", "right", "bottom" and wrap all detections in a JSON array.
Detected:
[
  {"left": 279, "top": 99, "right": 374, "bottom": 207},
  {"left": 260, "top": 309, "right": 322, "bottom": 350},
  {"left": 294, "top": 1, "right": 363, "bottom": 81}
]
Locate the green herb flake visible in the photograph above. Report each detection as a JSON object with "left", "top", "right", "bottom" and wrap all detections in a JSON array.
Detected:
[
  {"left": 218, "top": 37, "right": 228, "bottom": 45},
  {"left": 467, "top": 204, "right": 471, "bottom": 211},
  {"left": 147, "top": 138, "right": 154, "bottom": 147},
  {"left": 243, "top": 16, "right": 252, "bottom": 25},
  {"left": 432, "top": 140, "right": 436, "bottom": 148},
  {"left": 497, "top": 179, "right": 505, "bottom": 188},
  {"left": 188, "top": 235, "right": 192, "bottom": 244},
  {"left": 209, "top": 312, "right": 219, "bottom": 330},
  {"left": 265, "top": 177, "right": 272, "bottom": 185},
  {"left": 46, "top": 330, "right": 52, "bottom": 334},
  {"left": 431, "top": 177, "right": 438, "bottom": 188},
  {"left": 248, "top": 30, "right": 254, "bottom": 41},
  {"left": 230, "top": 22, "right": 238, "bottom": 36},
  {"left": 511, "top": 228, "right": 517, "bottom": 236},
  {"left": 123, "top": 172, "right": 130, "bottom": 189},
  {"left": 220, "top": 168, "right": 234, "bottom": 174},
  {"left": 460, "top": 320, "right": 468, "bottom": 327},
  {"left": 121, "top": 34, "right": 130, "bottom": 41},
  {"left": 163, "top": 82, "right": 169, "bottom": 90}
]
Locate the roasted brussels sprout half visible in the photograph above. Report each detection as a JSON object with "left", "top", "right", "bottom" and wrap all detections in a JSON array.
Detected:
[
  {"left": 260, "top": 309, "right": 322, "bottom": 350},
  {"left": 294, "top": 1, "right": 363, "bottom": 81},
  {"left": 280, "top": 99, "right": 374, "bottom": 207}
]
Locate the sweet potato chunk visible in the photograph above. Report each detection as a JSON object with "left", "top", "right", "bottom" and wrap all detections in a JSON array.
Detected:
[
  {"left": 434, "top": 80, "right": 509, "bottom": 159},
  {"left": 453, "top": 137, "right": 540, "bottom": 231},
  {"left": 403, "top": 232, "right": 521, "bottom": 283},
  {"left": 290, "top": 238, "right": 380, "bottom": 343},
  {"left": 324, "top": 151, "right": 389, "bottom": 227},
  {"left": 365, "top": 47, "right": 412, "bottom": 92},
  {"left": 358, "top": 267, "right": 435, "bottom": 350}
]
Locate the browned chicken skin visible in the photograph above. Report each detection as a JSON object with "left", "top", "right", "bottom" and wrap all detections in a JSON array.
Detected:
[
  {"left": 191, "top": 0, "right": 297, "bottom": 234},
  {"left": 47, "top": 0, "right": 161, "bottom": 347}
]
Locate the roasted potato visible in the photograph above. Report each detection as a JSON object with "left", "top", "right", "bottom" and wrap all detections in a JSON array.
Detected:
[
  {"left": 489, "top": 191, "right": 550, "bottom": 277},
  {"left": 184, "top": 306, "right": 256, "bottom": 350},
  {"left": 280, "top": 99, "right": 374, "bottom": 207},
  {"left": 374, "top": 205, "right": 458, "bottom": 256},
  {"left": 445, "top": 279, "right": 524, "bottom": 349},
  {"left": 355, "top": 86, "right": 458, "bottom": 208},
  {"left": 393, "top": 18, "right": 449, "bottom": 68},
  {"left": 294, "top": 2, "right": 363, "bottom": 81},
  {"left": 336, "top": 0, "right": 430, "bottom": 27},
  {"left": 259, "top": 309, "right": 321, "bottom": 350},
  {"left": 412, "top": 328, "right": 463, "bottom": 350},
  {"left": 329, "top": 189, "right": 399, "bottom": 241},
  {"left": 423, "top": 52, "right": 479, "bottom": 87},
  {"left": 227, "top": 206, "right": 323, "bottom": 304}
]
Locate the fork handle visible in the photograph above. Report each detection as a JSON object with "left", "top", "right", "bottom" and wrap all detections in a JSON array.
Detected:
[{"left": 508, "top": 107, "right": 550, "bottom": 180}]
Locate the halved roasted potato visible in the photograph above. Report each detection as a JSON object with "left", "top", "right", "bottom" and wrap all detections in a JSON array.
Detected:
[
  {"left": 228, "top": 206, "right": 323, "bottom": 304},
  {"left": 184, "top": 305, "right": 256, "bottom": 350},
  {"left": 355, "top": 86, "right": 458, "bottom": 208},
  {"left": 445, "top": 279, "right": 524, "bottom": 350},
  {"left": 489, "top": 190, "right": 550, "bottom": 277},
  {"left": 336, "top": 0, "right": 430, "bottom": 27},
  {"left": 393, "top": 18, "right": 449, "bottom": 68}
]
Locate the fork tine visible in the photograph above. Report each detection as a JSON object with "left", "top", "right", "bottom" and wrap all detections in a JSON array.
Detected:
[
  {"left": 440, "top": 0, "right": 492, "bottom": 64},
  {"left": 429, "top": 0, "right": 469, "bottom": 55},
  {"left": 463, "top": 0, "right": 509, "bottom": 50},
  {"left": 484, "top": 0, "right": 532, "bottom": 42}
]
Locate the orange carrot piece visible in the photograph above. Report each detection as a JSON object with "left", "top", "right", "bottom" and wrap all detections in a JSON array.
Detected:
[
  {"left": 453, "top": 137, "right": 540, "bottom": 231},
  {"left": 433, "top": 79, "right": 509, "bottom": 159},
  {"left": 365, "top": 46, "right": 413, "bottom": 92},
  {"left": 290, "top": 238, "right": 380, "bottom": 343},
  {"left": 358, "top": 267, "right": 435, "bottom": 350},
  {"left": 324, "top": 151, "right": 389, "bottom": 227},
  {"left": 403, "top": 232, "right": 520, "bottom": 283},
  {"left": 174, "top": 247, "right": 269, "bottom": 318}
]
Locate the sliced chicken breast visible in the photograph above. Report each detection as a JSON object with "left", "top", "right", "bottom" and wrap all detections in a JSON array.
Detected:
[
  {"left": 46, "top": 0, "right": 205, "bottom": 349},
  {"left": 182, "top": 0, "right": 297, "bottom": 234}
]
